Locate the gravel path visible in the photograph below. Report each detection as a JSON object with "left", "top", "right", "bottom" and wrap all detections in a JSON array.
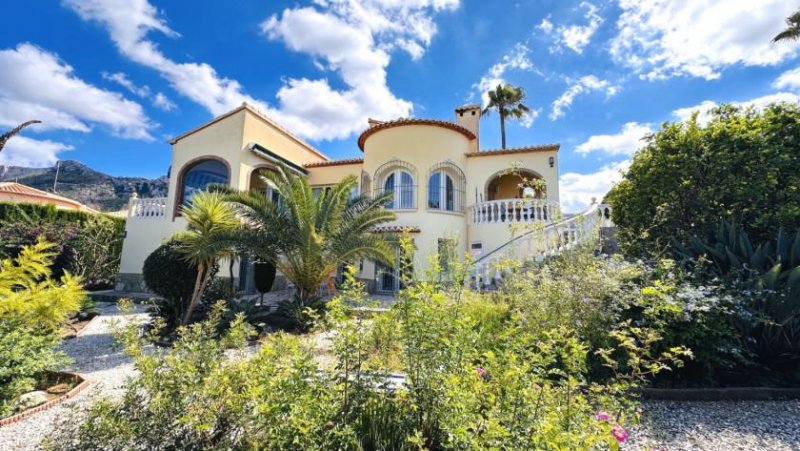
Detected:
[
  {"left": 626, "top": 399, "right": 800, "bottom": 450},
  {"left": 0, "top": 303, "right": 148, "bottom": 451}
]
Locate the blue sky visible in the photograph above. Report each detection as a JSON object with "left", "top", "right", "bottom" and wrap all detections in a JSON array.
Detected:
[{"left": 1, "top": 1, "right": 799, "bottom": 211}]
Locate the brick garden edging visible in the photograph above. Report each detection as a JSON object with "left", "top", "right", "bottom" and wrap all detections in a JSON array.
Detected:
[
  {"left": 0, "top": 373, "right": 90, "bottom": 428},
  {"left": 641, "top": 387, "right": 800, "bottom": 401}
]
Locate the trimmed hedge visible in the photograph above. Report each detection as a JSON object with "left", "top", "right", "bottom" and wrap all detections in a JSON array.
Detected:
[{"left": 0, "top": 202, "right": 124, "bottom": 228}]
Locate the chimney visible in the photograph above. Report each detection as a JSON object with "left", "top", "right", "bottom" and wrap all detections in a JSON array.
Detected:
[{"left": 455, "top": 104, "right": 480, "bottom": 150}]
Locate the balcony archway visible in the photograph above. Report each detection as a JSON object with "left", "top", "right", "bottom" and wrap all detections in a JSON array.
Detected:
[{"left": 484, "top": 168, "right": 545, "bottom": 201}]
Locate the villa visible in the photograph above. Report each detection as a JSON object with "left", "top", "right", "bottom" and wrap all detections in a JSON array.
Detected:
[{"left": 117, "top": 102, "right": 575, "bottom": 294}]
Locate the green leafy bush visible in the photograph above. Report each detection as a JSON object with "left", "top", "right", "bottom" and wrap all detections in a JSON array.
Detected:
[
  {"left": 0, "top": 202, "right": 124, "bottom": 289},
  {"left": 608, "top": 103, "right": 800, "bottom": 257},
  {"left": 47, "top": 248, "right": 687, "bottom": 450},
  {"left": 672, "top": 220, "right": 800, "bottom": 384},
  {"left": 0, "top": 240, "right": 85, "bottom": 416},
  {"left": 142, "top": 239, "right": 201, "bottom": 302}
]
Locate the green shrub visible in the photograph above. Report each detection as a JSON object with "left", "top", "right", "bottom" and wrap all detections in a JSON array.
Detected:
[
  {"left": 142, "top": 239, "right": 200, "bottom": 302},
  {"left": 0, "top": 240, "right": 85, "bottom": 416},
  {"left": 0, "top": 202, "right": 124, "bottom": 289},
  {"left": 608, "top": 103, "right": 800, "bottom": 257},
  {"left": 47, "top": 248, "right": 678, "bottom": 450}
]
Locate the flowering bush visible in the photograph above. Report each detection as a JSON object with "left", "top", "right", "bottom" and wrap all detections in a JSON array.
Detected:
[{"left": 46, "top": 242, "right": 689, "bottom": 450}]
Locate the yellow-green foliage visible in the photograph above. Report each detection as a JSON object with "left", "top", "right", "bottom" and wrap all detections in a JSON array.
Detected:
[
  {"left": 0, "top": 239, "right": 86, "bottom": 416},
  {"left": 0, "top": 239, "right": 85, "bottom": 330}
]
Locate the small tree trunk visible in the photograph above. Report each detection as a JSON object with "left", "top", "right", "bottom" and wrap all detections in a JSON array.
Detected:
[
  {"left": 228, "top": 255, "right": 235, "bottom": 295},
  {"left": 183, "top": 262, "right": 207, "bottom": 325},
  {"left": 500, "top": 113, "right": 507, "bottom": 149}
]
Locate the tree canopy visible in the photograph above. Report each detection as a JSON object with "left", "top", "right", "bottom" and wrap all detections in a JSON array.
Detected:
[{"left": 607, "top": 103, "right": 800, "bottom": 256}]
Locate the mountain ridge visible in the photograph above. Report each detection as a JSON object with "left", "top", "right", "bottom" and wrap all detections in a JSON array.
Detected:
[{"left": 0, "top": 160, "right": 168, "bottom": 212}]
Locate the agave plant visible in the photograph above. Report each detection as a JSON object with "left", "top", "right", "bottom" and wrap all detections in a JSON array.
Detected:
[{"left": 674, "top": 219, "right": 800, "bottom": 293}]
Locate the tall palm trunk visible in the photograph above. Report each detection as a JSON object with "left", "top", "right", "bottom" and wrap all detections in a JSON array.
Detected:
[{"left": 500, "top": 111, "right": 507, "bottom": 149}]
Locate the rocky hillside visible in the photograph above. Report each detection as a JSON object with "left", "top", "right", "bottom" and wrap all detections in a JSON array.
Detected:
[{"left": 0, "top": 160, "right": 168, "bottom": 212}]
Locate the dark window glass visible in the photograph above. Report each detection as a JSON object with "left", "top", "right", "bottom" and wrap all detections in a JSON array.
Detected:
[{"left": 181, "top": 160, "right": 228, "bottom": 206}]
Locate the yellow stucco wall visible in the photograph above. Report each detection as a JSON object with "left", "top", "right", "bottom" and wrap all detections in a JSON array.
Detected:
[
  {"left": 361, "top": 124, "right": 471, "bottom": 276},
  {"left": 307, "top": 163, "right": 363, "bottom": 186}
]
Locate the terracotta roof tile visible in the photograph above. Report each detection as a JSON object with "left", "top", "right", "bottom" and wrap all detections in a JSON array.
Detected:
[
  {"left": 372, "top": 225, "right": 420, "bottom": 234},
  {"left": 358, "top": 118, "right": 476, "bottom": 151},
  {"left": 304, "top": 158, "right": 364, "bottom": 168},
  {"left": 466, "top": 144, "right": 560, "bottom": 157},
  {"left": 0, "top": 182, "right": 94, "bottom": 211}
]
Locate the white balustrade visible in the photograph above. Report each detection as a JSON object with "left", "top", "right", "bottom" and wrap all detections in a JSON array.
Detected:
[
  {"left": 471, "top": 202, "right": 606, "bottom": 289},
  {"left": 128, "top": 195, "right": 167, "bottom": 219},
  {"left": 470, "top": 199, "right": 560, "bottom": 225}
]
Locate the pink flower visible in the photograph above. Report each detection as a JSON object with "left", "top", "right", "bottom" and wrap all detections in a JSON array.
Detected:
[
  {"left": 611, "top": 424, "right": 629, "bottom": 443},
  {"left": 595, "top": 411, "right": 611, "bottom": 421},
  {"left": 475, "top": 367, "right": 487, "bottom": 378}
]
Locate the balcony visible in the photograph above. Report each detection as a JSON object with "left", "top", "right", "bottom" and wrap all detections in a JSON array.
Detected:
[
  {"left": 470, "top": 199, "right": 559, "bottom": 225},
  {"left": 128, "top": 196, "right": 167, "bottom": 219}
]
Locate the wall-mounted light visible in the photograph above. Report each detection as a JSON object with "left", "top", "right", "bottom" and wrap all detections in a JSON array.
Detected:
[{"left": 548, "top": 156, "right": 555, "bottom": 168}]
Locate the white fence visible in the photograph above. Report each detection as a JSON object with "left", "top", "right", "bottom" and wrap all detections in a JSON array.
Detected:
[
  {"left": 470, "top": 199, "right": 560, "bottom": 225},
  {"left": 127, "top": 195, "right": 167, "bottom": 219}
]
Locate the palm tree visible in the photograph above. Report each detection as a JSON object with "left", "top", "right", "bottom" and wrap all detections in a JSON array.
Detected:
[
  {"left": 173, "top": 190, "right": 241, "bottom": 324},
  {"left": 224, "top": 165, "right": 396, "bottom": 306},
  {"left": 481, "top": 84, "right": 531, "bottom": 149},
  {"left": 0, "top": 120, "right": 41, "bottom": 152},
  {"left": 774, "top": 10, "right": 800, "bottom": 42}
]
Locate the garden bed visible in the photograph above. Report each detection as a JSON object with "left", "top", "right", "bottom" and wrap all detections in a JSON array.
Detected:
[
  {"left": 0, "top": 372, "right": 89, "bottom": 427},
  {"left": 62, "top": 312, "right": 100, "bottom": 339}
]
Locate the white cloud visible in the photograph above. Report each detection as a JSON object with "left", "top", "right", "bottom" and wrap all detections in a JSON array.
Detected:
[
  {"left": 541, "top": 2, "right": 603, "bottom": 54},
  {"left": 0, "top": 43, "right": 154, "bottom": 140},
  {"left": 559, "top": 160, "right": 630, "bottom": 213},
  {"left": 0, "top": 135, "right": 73, "bottom": 167},
  {"left": 672, "top": 93, "right": 800, "bottom": 125},
  {"left": 102, "top": 71, "right": 150, "bottom": 97},
  {"left": 576, "top": 122, "right": 653, "bottom": 156},
  {"left": 774, "top": 67, "right": 800, "bottom": 91},
  {"left": 474, "top": 43, "right": 534, "bottom": 103},
  {"left": 152, "top": 92, "right": 176, "bottom": 111},
  {"left": 518, "top": 108, "right": 542, "bottom": 128},
  {"left": 261, "top": 1, "right": 458, "bottom": 140},
  {"left": 550, "top": 75, "right": 619, "bottom": 120},
  {"left": 671, "top": 100, "right": 719, "bottom": 125},
  {"left": 0, "top": 98, "right": 90, "bottom": 133},
  {"left": 63, "top": 0, "right": 267, "bottom": 116},
  {"left": 64, "top": 0, "right": 457, "bottom": 141},
  {"left": 611, "top": 0, "right": 798, "bottom": 80},
  {"left": 537, "top": 18, "right": 553, "bottom": 34},
  {"left": 103, "top": 70, "right": 177, "bottom": 112}
]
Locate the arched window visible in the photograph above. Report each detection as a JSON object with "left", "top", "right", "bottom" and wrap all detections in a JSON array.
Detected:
[
  {"left": 177, "top": 158, "right": 229, "bottom": 207},
  {"left": 427, "top": 161, "right": 466, "bottom": 212},
  {"left": 428, "top": 171, "right": 455, "bottom": 211},
  {"left": 374, "top": 159, "right": 417, "bottom": 210},
  {"left": 383, "top": 171, "right": 414, "bottom": 209}
]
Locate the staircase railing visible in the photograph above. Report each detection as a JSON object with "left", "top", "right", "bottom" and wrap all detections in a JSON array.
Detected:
[{"left": 471, "top": 203, "right": 609, "bottom": 289}]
